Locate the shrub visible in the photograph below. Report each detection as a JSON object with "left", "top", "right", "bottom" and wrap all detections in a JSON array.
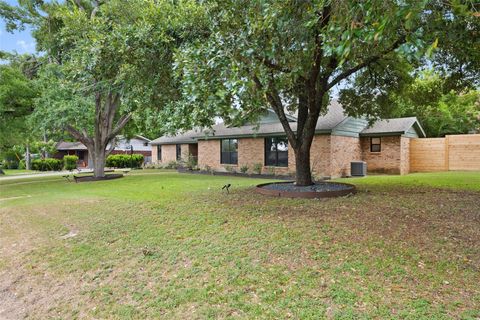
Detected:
[
  {"left": 4, "top": 160, "right": 19, "bottom": 169},
  {"left": 185, "top": 154, "right": 198, "bottom": 169},
  {"left": 32, "top": 158, "right": 63, "bottom": 171},
  {"left": 224, "top": 165, "right": 235, "bottom": 173},
  {"left": 63, "top": 155, "right": 79, "bottom": 170},
  {"left": 240, "top": 164, "right": 249, "bottom": 174},
  {"left": 163, "top": 161, "right": 179, "bottom": 169},
  {"left": 267, "top": 167, "right": 276, "bottom": 175},
  {"left": 18, "top": 160, "right": 26, "bottom": 170},
  {"left": 204, "top": 165, "right": 213, "bottom": 174},
  {"left": 252, "top": 163, "right": 262, "bottom": 174},
  {"left": 106, "top": 154, "right": 144, "bottom": 168}
]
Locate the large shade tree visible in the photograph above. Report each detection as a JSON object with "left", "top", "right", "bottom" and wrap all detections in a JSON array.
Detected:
[
  {"left": 0, "top": 63, "right": 38, "bottom": 169},
  {"left": 389, "top": 71, "right": 480, "bottom": 137},
  {"left": 170, "top": 0, "right": 479, "bottom": 185},
  {"left": 3, "top": 0, "right": 206, "bottom": 177}
]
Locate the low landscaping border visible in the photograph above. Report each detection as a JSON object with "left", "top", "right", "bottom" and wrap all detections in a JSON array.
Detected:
[
  {"left": 73, "top": 173, "right": 124, "bottom": 183},
  {"left": 177, "top": 167, "right": 295, "bottom": 180},
  {"left": 256, "top": 181, "right": 356, "bottom": 199}
]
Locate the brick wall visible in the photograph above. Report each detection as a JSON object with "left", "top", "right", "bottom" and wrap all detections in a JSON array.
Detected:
[
  {"left": 238, "top": 138, "right": 263, "bottom": 169},
  {"left": 152, "top": 144, "right": 194, "bottom": 164},
  {"left": 198, "top": 138, "right": 294, "bottom": 175},
  {"left": 198, "top": 140, "right": 221, "bottom": 170},
  {"left": 161, "top": 144, "right": 177, "bottom": 163},
  {"left": 330, "top": 135, "right": 362, "bottom": 178},
  {"left": 180, "top": 144, "right": 190, "bottom": 161},
  {"left": 152, "top": 145, "right": 158, "bottom": 163},
  {"left": 195, "top": 134, "right": 410, "bottom": 177},
  {"left": 310, "top": 135, "right": 331, "bottom": 178},
  {"left": 360, "top": 136, "right": 402, "bottom": 174},
  {"left": 198, "top": 135, "right": 360, "bottom": 178}
]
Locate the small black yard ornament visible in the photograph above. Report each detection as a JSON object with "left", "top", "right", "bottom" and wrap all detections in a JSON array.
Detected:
[{"left": 222, "top": 183, "right": 231, "bottom": 194}]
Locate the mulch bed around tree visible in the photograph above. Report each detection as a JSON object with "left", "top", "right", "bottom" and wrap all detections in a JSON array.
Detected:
[
  {"left": 73, "top": 173, "right": 124, "bottom": 183},
  {"left": 256, "top": 181, "right": 356, "bottom": 198}
]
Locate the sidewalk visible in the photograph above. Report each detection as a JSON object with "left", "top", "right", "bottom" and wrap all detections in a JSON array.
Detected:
[{"left": 0, "top": 169, "right": 94, "bottom": 181}]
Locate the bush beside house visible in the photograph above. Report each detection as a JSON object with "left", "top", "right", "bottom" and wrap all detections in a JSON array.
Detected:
[
  {"left": 63, "top": 155, "right": 79, "bottom": 170},
  {"left": 106, "top": 154, "right": 144, "bottom": 168}
]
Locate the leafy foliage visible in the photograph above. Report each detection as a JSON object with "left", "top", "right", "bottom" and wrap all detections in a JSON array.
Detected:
[
  {"left": 106, "top": 154, "right": 144, "bottom": 168},
  {"left": 390, "top": 71, "right": 480, "bottom": 137},
  {"left": 31, "top": 158, "right": 63, "bottom": 171},
  {"left": 0, "top": 64, "right": 38, "bottom": 149},
  {"left": 9, "top": 0, "right": 208, "bottom": 176},
  {"left": 63, "top": 155, "right": 79, "bottom": 171}
]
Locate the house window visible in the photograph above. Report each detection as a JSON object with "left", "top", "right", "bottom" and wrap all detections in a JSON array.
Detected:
[
  {"left": 143, "top": 142, "right": 149, "bottom": 146},
  {"left": 157, "top": 145, "right": 162, "bottom": 162},
  {"left": 370, "top": 137, "right": 381, "bottom": 152},
  {"left": 220, "top": 139, "right": 238, "bottom": 165},
  {"left": 176, "top": 144, "right": 182, "bottom": 160},
  {"left": 265, "top": 137, "right": 288, "bottom": 167}
]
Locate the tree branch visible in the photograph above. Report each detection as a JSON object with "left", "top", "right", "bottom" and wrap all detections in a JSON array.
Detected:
[
  {"left": 326, "top": 36, "right": 406, "bottom": 91},
  {"left": 73, "top": 0, "right": 85, "bottom": 11},
  {"left": 91, "top": 0, "right": 100, "bottom": 19},
  {"left": 255, "top": 55, "right": 291, "bottom": 73},
  {"left": 265, "top": 74, "right": 298, "bottom": 149},
  {"left": 107, "top": 113, "right": 133, "bottom": 142},
  {"left": 309, "top": 4, "right": 332, "bottom": 88},
  {"left": 106, "top": 136, "right": 117, "bottom": 156},
  {"left": 66, "top": 125, "right": 93, "bottom": 147}
]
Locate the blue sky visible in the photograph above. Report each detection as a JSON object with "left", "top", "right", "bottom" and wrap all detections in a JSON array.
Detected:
[{"left": 0, "top": 0, "right": 37, "bottom": 55}]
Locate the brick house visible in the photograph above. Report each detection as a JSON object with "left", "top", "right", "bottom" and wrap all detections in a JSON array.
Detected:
[
  {"left": 55, "top": 135, "right": 152, "bottom": 167},
  {"left": 150, "top": 101, "right": 426, "bottom": 178}
]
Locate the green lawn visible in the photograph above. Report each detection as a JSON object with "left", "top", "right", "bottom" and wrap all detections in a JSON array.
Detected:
[
  {"left": 1, "top": 169, "right": 39, "bottom": 175},
  {"left": 1, "top": 170, "right": 479, "bottom": 319}
]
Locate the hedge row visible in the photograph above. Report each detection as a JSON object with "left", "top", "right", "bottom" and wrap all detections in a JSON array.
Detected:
[
  {"left": 106, "top": 154, "right": 144, "bottom": 168},
  {"left": 32, "top": 158, "right": 63, "bottom": 171}
]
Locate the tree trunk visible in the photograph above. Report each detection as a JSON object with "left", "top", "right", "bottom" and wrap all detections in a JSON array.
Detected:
[
  {"left": 93, "top": 144, "right": 106, "bottom": 178},
  {"left": 25, "top": 144, "right": 31, "bottom": 170},
  {"left": 87, "top": 151, "right": 94, "bottom": 169},
  {"left": 65, "top": 91, "right": 131, "bottom": 179},
  {"left": 43, "top": 132, "right": 49, "bottom": 158},
  {"left": 294, "top": 143, "right": 313, "bottom": 186}
]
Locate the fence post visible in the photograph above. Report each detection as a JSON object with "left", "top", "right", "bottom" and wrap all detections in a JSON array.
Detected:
[{"left": 444, "top": 135, "right": 450, "bottom": 171}]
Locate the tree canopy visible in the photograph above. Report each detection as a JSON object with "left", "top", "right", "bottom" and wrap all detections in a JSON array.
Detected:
[
  {"left": 166, "top": 0, "right": 480, "bottom": 185},
  {"left": 6, "top": 0, "right": 208, "bottom": 176},
  {"left": 0, "top": 64, "right": 38, "bottom": 149},
  {"left": 1, "top": 0, "right": 478, "bottom": 182},
  {"left": 390, "top": 71, "right": 480, "bottom": 137}
]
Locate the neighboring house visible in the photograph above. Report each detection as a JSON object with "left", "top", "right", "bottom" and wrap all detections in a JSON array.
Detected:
[
  {"left": 150, "top": 101, "right": 426, "bottom": 179},
  {"left": 55, "top": 135, "right": 152, "bottom": 167}
]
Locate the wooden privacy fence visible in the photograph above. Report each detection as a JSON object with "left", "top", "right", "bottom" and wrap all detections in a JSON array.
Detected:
[{"left": 410, "top": 134, "right": 480, "bottom": 172}]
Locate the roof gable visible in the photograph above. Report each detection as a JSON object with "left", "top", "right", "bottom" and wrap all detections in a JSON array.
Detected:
[{"left": 360, "top": 117, "right": 426, "bottom": 138}]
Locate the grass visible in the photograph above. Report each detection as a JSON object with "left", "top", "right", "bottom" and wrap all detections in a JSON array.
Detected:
[
  {"left": 337, "top": 171, "right": 480, "bottom": 191},
  {"left": 1, "top": 170, "right": 479, "bottom": 319},
  {"left": 1, "top": 169, "right": 39, "bottom": 175}
]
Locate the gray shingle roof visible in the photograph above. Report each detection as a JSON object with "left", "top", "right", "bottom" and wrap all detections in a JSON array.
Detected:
[
  {"left": 360, "top": 117, "right": 426, "bottom": 137},
  {"left": 56, "top": 141, "right": 88, "bottom": 150},
  {"left": 150, "top": 128, "right": 203, "bottom": 145},
  {"left": 151, "top": 101, "right": 348, "bottom": 144},
  {"left": 151, "top": 101, "right": 425, "bottom": 144}
]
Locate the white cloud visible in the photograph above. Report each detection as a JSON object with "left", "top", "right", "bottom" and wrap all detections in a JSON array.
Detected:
[{"left": 16, "top": 40, "right": 35, "bottom": 52}]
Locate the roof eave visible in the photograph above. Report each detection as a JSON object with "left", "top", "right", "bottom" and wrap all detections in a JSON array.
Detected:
[
  {"left": 412, "top": 120, "right": 427, "bottom": 138},
  {"left": 359, "top": 131, "right": 405, "bottom": 137}
]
